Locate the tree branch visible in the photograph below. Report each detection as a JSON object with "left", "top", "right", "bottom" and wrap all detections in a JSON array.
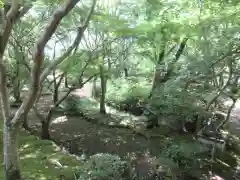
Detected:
[
  {"left": 0, "top": 60, "right": 11, "bottom": 119},
  {"left": 40, "top": 0, "right": 97, "bottom": 83},
  {"left": 11, "top": 0, "right": 82, "bottom": 126}
]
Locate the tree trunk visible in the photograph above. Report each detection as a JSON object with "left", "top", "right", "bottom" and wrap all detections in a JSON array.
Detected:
[
  {"left": 52, "top": 70, "right": 58, "bottom": 104},
  {"left": 99, "top": 65, "right": 106, "bottom": 114},
  {"left": 13, "top": 71, "right": 21, "bottom": 104},
  {"left": 148, "top": 50, "right": 165, "bottom": 99},
  {"left": 64, "top": 72, "right": 68, "bottom": 88},
  {"left": 123, "top": 68, "right": 128, "bottom": 77},
  {"left": 149, "top": 38, "right": 188, "bottom": 99},
  {"left": 3, "top": 124, "right": 21, "bottom": 180},
  {"left": 92, "top": 76, "right": 97, "bottom": 98},
  {"left": 22, "top": 117, "right": 30, "bottom": 131},
  {"left": 13, "top": 55, "right": 21, "bottom": 104},
  {"left": 41, "top": 109, "right": 53, "bottom": 140},
  {"left": 41, "top": 120, "right": 51, "bottom": 140}
]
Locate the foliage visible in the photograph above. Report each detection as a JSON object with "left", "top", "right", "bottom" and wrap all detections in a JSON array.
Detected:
[
  {"left": 1, "top": 0, "right": 240, "bottom": 179},
  {"left": 160, "top": 141, "right": 209, "bottom": 178},
  {"left": 0, "top": 1, "right": 3, "bottom": 8},
  {"left": 0, "top": 123, "right": 83, "bottom": 179},
  {"left": 106, "top": 77, "right": 150, "bottom": 113},
  {"left": 63, "top": 95, "right": 82, "bottom": 112},
  {"left": 75, "top": 153, "right": 129, "bottom": 180}
]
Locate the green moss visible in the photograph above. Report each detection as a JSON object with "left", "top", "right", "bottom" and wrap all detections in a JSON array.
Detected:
[{"left": 0, "top": 123, "right": 83, "bottom": 180}]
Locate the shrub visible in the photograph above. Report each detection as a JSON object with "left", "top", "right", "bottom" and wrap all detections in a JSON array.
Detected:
[
  {"left": 160, "top": 141, "right": 209, "bottom": 178},
  {"left": 75, "top": 153, "right": 130, "bottom": 180},
  {"left": 106, "top": 77, "right": 150, "bottom": 115},
  {"left": 63, "top": 95, "right": 81, "bottom": 112}
]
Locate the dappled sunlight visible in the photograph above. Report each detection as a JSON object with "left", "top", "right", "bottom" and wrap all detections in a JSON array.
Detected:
[
  {"left": 120, "top": 118, "right": 133, "bottom": 126},
  {"left": 21, "top": 152, "right": 40, "bottom": 159},
  {"left": 51, "top": 115, "right": 68, "bottom": 124},
  {"left": 1, "top": 0, "right": 240, "bottom": 177}
]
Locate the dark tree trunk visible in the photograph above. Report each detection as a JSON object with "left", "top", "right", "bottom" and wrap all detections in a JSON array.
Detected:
[
  {"left": 41, "top": 120, "right": 51, "bottom": 140},
  {"left": 52, "top": 70, "right": 58, "bottom": 104},
  {"left": 53, "top": 87, "right": 58, "bottom": 105},
  {"left": 13, "top": 58, "right": 21, "bottom": 104},
  {"left": 123, "top": 68, "right": 128, "bottom": 77},
  {"left": 148, "top": 50, "right": 165, "bottom": 99},
  {"left": 64, "top": 73, "right": 68, "bottom": 88},
  {"left": 52, "top": 71, "right": 64, "bottom": 106},
  {"left": 41, "top": 109, "right": 53, "bottom": 140},
  {"left": 99, "top": 65, "right": 106, "bottom": 114},
  {"left": 22, "top": 117, "right": 31, "bottom": 131}
]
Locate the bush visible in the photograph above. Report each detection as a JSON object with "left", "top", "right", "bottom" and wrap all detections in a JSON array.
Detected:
[
  {"left": 160, "top": 141, "right": 209, "bottom": 178},
  {"left": 106, "top": 77, "right": 150, "bottom": 115},
  {"left": 75, "top": 153, "right": 130, "bottom": 180},
  {"left": 63, "top": 95, "right": 82, "bottom": 112},
  {"left": 147, "top": 79, "right": 209, "bottom": 130}
]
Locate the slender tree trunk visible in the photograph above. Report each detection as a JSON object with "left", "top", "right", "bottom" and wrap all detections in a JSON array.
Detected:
[
  {"left": 33, "top": 106, "right": 53, "bottom": 140},
  {"left": 99, "top": 65, "right": 106, "bottom": 114},
  {"left": 41, "top": 120, "right": 51, "bottom": 140},
  {"left": 41, "top": 109, "right": 53, "bottom": 139},
  {"left": 123, "top": 67, "right": 128, "bottom": 77},
  {"left": 64, "top": 72, "right": 68, "bottom": 88},
  {"left": 52, "top": 70, "right": 58, "bottom": 104},
  {"left": 149, "top": 38, "right": 188, "bottom": 99},
  {"left": 13, "top": 63, "right": 21, "bottom": 104},
  {"left": 92, "top": 76, "right": 97, "bottom": 98},
  {"left": 22, "top": 117, "right": 30, "bottom": 131},
  {"left": 4, "top": 124, "right": 21, "bottom": 180},
  {"left": 149, "top": 50, "right": 165, "bottom": 99}
]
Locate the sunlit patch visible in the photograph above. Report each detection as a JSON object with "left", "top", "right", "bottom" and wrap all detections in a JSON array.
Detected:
[
  {"left": 102, "top": 137, "right": 111, "bottom": 143},
  {"left": 22, "top": 144, "right": 30, "bottom": 149},
  {"left": 21, "top": 151, "right": 41, "bottom": 159},
  {"left": 120, "top": 119, "right": 132, "bottom": 126},
  {"left": 51, "top": 116, "right": 68, "bottom": 124}
]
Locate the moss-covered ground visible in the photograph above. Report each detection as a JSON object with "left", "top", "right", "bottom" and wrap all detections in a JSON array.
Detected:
[{"left": 0, "top": 122, "right": 83, "bottom": 180}]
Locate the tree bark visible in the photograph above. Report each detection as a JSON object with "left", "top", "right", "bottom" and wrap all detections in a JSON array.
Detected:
[
  {"left": 92, "top": 76, "right": 98, "bottom": 98},
  {"left": 99, "top": 65, "right": 106, "bottom": 114},
  {"left": 4, "top": 123, "right": 21, "bottom": 180},
  {"left": 13, "top": 58, "right": 21, "bottom": 103},
  {"left": 64, "top": 72, "right": 68, "bottom": 88},
  {"left": 41, "top": 109, "right": 53, "bottom": 140},
  {"left": 148, "top": 50, "right": 165, "bottom": 99}
]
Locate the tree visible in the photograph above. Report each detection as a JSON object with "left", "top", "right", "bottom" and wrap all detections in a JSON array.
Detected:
[{"left": 0, "top": 0, "right": 96, "bottom": 179}]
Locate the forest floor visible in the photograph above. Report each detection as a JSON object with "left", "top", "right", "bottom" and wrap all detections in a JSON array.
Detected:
[
  {"left": 26, "top": 92, "right": 176, "bottom": 178},
  {"left": 18, "top": 81, "right": 240, "bottom": 179}
]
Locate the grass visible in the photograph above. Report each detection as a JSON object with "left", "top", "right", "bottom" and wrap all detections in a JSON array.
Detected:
[{"left": 0, "top": 123, "right": 83, "bottom": 180}]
